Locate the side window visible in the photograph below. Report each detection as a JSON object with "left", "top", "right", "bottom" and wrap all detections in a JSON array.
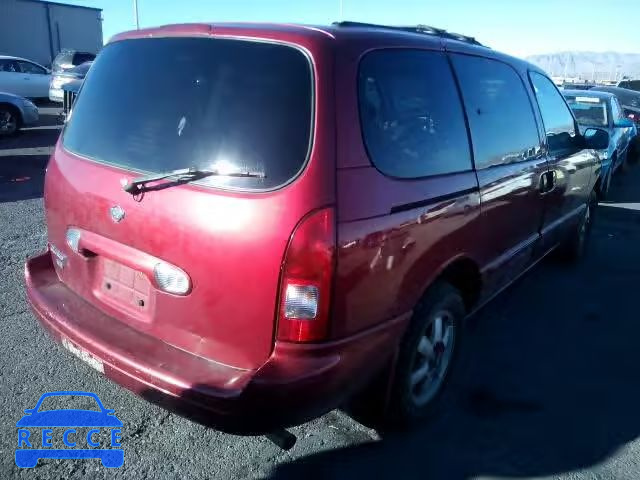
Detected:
[
  {"left": 18, "top": 61, "right": 46, "bottom": 75},
  {"left": 0, "top": 59, "right": 19, "bottom": 72},
  {"left": 358, "top": 50, "right": 472, "bottom": 178},
  {"left": 451, "top": 54, "right": 541, "bottom": 169},
  {"left": 611, "top": 99, "right": 623, "bottom": 121},
  {"left": 529, "top": 72, "right": 578, "bottom": 154}
]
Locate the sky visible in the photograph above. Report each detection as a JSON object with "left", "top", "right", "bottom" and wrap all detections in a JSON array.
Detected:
[{"left": 59, "top": 0, "right": 639, "bottom": 58}]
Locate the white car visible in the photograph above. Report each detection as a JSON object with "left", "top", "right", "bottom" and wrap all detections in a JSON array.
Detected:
[{"left": 0, "top": 55, "right": 51, "bottom": 99}]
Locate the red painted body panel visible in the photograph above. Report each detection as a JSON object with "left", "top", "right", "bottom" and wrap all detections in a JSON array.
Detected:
[
  {"left": 334, "top": 169, "right": 481, "bottom": 337},
  {"left": 26, "top": 253, "right": 408, "bottom": 433},
  {"left": 43, "top": 26, "right": 336, "bottom": 371}
]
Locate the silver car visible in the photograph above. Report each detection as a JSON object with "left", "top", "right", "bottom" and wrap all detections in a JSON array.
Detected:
[
  {"left": 49, "top": 61, "right": 93, "bottom": 103},
  {"left": 0, "top": 91, "right": 39, "bottom": 136}
]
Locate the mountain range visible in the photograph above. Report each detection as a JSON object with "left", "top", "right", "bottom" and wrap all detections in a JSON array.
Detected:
[{"left": 526, "top": 52, "right": 640, "bottom": 81}]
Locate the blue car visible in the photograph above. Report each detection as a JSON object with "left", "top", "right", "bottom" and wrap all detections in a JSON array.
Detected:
[
  {"left": 15, "top": 391, "right": 123, "bottom": 468},
  {"left": 0, "top": 91, "right": 39, "bottom": 137},
  {"left": 564, "top": 89, "right": 636, "bottom": 198}
]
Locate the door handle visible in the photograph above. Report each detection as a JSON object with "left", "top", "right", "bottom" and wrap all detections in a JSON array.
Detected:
[{"left": 539, "top": 171, "right": 556, "bottom": 194}]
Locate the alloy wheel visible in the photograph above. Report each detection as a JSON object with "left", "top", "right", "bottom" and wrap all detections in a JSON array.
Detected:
[
  {"left": 0, "top": 109, "right": 17, "bottom": 136},
  {"left": 409, "top": 311, "right": 456, "bottom": 407}
]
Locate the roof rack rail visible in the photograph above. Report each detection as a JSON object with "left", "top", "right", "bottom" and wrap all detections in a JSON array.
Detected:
[{"left": 332, "top": 21, "right": 484, "bottom": 46}]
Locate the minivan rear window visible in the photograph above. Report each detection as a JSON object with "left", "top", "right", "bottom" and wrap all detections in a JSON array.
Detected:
[{"left": 63, "top": 37, "right": 313, "bottom": 191}]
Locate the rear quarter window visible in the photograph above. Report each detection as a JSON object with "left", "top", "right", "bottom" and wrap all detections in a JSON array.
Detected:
[
  {"left": 62, "top": 37, "right": 313, "bottom": 191},
  {"left": 358, "top": 49, "right": 472, "bottom": 178}
]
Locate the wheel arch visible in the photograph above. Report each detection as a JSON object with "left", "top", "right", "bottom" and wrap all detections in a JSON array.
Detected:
[{"left": 430, "top": 256, "right": 482, "bottom": 312}]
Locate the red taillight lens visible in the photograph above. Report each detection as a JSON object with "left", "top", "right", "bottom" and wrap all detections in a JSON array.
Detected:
[{"left": 277, "top": 207, "right": 335, "bottom": 342}]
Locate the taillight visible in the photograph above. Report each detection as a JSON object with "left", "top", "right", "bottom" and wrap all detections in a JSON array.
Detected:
[
  {"left": 154, "top": 262, "right": 191, "bottom": 295},
  {"left": 277, "top": 207, "right": 335, "bottom": 342}
]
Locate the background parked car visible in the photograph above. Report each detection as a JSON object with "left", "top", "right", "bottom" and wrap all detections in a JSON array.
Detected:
[
  {"left": 617, "top": 79, "right": 640, "bottom": 92},
  {"left": 590, "top": 86, "right": 640, "bottom": 162},
  {"left": 0, "top": 55, "right": 50, "bottom": 99},
  {"left": 564, "top": 89, "right": 636, "bottom": 197},
  {"left": 591, "top": 85, "right": 640, "bottom": 127},
  {"left": 60, "top": 78, "right": 83, "bottom": 122},
  {"left": 50, "top": 61, "right": 92, "bottom": 103},
  {"left": 51, "top": 50, "right": 96, "bottom": 74},
  {"left": 0, "top": 91, "right": 39, "bottom": 136}
]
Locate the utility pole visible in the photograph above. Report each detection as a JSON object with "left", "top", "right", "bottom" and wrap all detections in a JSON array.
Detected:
[
  {"left": 133, "top": 0, "right": 140, "bottom": 30},
  {"left": 339, "top": 0, "right": 344, "bottom": 20}
]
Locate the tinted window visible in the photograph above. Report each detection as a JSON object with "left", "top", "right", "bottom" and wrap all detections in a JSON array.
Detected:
[
  {"left": 530, "top": 72, "right": 578, "bottom": 154},
  {"left": 18, "top": 61, "right": 46, "bottom": 75},
  {"left": 73, "top": 52, "right": 95, "bottom": 65},
  {"left": 0, "top": 59, "right": 19, "bottom": 72},
  {"left": 358, "top": 50, "right": 471, "bottom": 178},
  {"left": 452, "top": 55, "right": 540, "bottom": 168},
  {"left": 63, "top": 38, "right": 312, "bottom": 191}
]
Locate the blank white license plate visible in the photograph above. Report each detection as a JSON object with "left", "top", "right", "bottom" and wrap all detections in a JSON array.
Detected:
[{"left": 62, "top": 337, "right": 104, "bottom": 373}]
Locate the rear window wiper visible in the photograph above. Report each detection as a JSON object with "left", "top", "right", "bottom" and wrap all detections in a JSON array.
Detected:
[{"left": 122, "top": 167, "right": 265, "bottom": 194}]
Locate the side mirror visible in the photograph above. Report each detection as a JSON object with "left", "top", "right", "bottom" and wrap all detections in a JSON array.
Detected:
[
  {"left": 614, "top": 118, "right": 634, "bottom": 129},
  {"left": 583, "top": 128, "right": 610, "bottom": 150}
]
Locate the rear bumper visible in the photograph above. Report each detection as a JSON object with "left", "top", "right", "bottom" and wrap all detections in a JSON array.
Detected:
[{"left": 25, "top": 252, "right": 408, "bottom": 434}]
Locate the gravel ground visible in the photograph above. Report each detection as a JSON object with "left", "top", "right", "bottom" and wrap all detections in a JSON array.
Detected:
[{"left": 2, "top": 106, "right": 640, "bottom": 479}]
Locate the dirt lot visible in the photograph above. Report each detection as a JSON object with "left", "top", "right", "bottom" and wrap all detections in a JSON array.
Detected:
[{"left": 2, "top": 105, "right": 640, "bottom": 479}]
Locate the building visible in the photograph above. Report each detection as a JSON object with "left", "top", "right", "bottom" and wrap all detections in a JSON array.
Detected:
[{"left": 0, "top": 0, "right": 102, "bottom": 67}]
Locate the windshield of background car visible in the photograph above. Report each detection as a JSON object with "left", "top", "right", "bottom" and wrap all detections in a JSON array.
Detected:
[
  {"left": 564, "top": 95, "right": 608, "bottom": 127},
  {"left": 62, "top": 37, "right": 313, "bottom": 191}
]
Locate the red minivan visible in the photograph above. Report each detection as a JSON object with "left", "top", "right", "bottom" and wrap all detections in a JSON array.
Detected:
[{"left": 25, "top": 22, "right": 610, "bottom": 435}]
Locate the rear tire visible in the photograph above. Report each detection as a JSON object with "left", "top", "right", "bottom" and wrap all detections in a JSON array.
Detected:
[
  {"left": 556, "top": 189, "right": 597, "bottom": 263},
  {"left": 384, "top": 281, "right": 466, "bottom": 428},
  {"left": 0, "top": 105, "right": 20, "bottom": 137}
]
